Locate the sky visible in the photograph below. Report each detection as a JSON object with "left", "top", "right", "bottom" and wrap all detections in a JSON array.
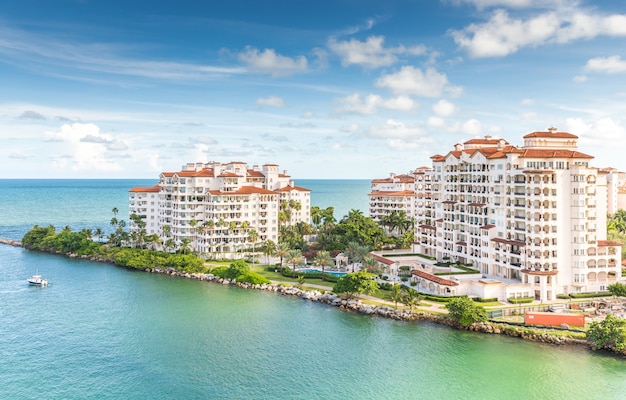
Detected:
[{"left": 2, "top": 0, "right": 626, "bottom": 179}]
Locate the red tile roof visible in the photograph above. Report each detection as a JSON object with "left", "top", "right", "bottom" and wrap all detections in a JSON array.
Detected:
[
  {"left": 371, "top": 254, "right": 395, "bottom": 265},
  {"left": 274, "top": 185, "right": 311, "bottom": 192},
  {"left": 598, "top": 240, "right": 622, "bottom": 247},
  {"left": 517, "top": 149, "right": 593, "bottom": 159},
  {"left": 368, "top": 190, "right": 415, "bottom": 196},
  {"left": 411, "top": 270, "right": 459, "bottom": 286},
  {"left": 208, "top": 187, "right": 277, "bottom": 195},
  {"left": 129, "top": 185, "right": 160, "bottom": 193},
  {"left": 523, "top": 131, "right": 578, "bottom": 139}
]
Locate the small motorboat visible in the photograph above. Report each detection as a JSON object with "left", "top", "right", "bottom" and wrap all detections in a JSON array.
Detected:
[{"left": 28, "top": 274, "right": 48, "bottom": 286}]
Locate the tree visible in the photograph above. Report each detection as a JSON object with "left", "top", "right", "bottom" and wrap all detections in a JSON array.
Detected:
[
  {"left": 390, "top": 283, "right": 403, "bottom": 309},
  {"left": 285, "top": 249, "right": 304, "bottom": 278},
  {"left": 587, "top": 314, "right": 626, "bottom": 351},
  {"left": 333, "top": 271, "right": 379, "bottom": 300},
  {"left": 402, "top": 286, "right": 422, "bottom": 312},
  {"left": 179, "top": 237, "right": 192, "bottom": 254},
  {"left": 262, "top": 239, "right": 276, "bottom": 266},
  {"left": 445, "top": 296, "right": 488, "bottom": 326},
  {"left": 361, "top": 255, "right": 380, "bottom": 274},
  {"left": 334, "top": 210, "right": 387, "bottom": 250},
  {"left": 608, "top": 282, "right": 626, "bottom": 297},
  {"left": 276, "top": 242, "right": 290, "bottom": 274},
  {"left": 247, "top": 229, "right": 259, "bottom": 265},
  {"left": 312, "top": 250, "right": 333, "bottom": 281}
]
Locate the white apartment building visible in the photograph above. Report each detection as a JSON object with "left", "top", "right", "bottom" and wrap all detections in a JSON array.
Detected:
[
  {"left": 129, "top": 161, "right": 310, "bottom": 256},
  {"left": 412, "top": 129, "right": 623, "bottom": 301},
  {"left": 369, "top": 173, "right": 416, "bottom": 228}
]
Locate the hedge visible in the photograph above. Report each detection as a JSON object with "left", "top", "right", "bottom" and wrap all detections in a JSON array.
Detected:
[
  {"left": 508, "top": 297, "right": 534, "bottom": 304},
  {"left": 473, "top": 297, "right": 498, "bottom": 303},
  {"left": 556, "top": 294, "right": 570, "bottom": 300},
  {"left": 568, "top": 291, "right": 611, "bottom": 299}
]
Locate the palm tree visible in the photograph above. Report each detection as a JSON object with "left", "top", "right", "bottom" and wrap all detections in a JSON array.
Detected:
[
  {"left": 247, "top": 229, "right": 259, "bottom": 266},
  {"left": 390, "top": 284, "right": 403, "bottom": 309},
  {"left": 179, "top": 237, "right": 192, "bottom": 254},
  {"left": 312, "top": 250, "right": 333, "bottom": 281},
  {"left": 285, "top": 249, "right": 304, "bottom": 278},
  {"left": 262, "top": 239, "right": 276, "bottom": 266},
  {"left": 361, "top": 255, "right": 380, "bottom": 274},
  {"left": 164, "top": 238, "right": 176, "bottom": 253},
  {"left": 402, "top": 286, "right": 422, "bottom": 312},
  {"left": 189, "top": 218, "right": 198, "bottom": 253},
  {"left": 94, "top": 228, "right": 104, "bottom": 242},
  {"left": 276, "top": 242, "right": 290, "bottom": 274}
]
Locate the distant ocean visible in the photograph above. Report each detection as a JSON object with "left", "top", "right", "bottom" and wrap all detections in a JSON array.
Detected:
[
  {"left": 1, "top": 179, "right": 625, "bottom": 399},
  {"left": 0, "top": 179, "right": 370, "bottom": 241}
]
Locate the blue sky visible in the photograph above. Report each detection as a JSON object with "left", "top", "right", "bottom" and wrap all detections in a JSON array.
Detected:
[{"left": 3, "top": 0, "right": 626, "bottom": 179}]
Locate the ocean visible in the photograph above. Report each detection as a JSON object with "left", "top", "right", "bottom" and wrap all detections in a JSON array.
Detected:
[{"left": 0, "top": 179, "right": 625, "bottom": 399}]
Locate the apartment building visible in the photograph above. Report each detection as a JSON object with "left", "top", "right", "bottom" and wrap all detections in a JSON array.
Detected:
[
  {"left": 129, "top": 161, "right": 310, "bottom": 256},
  {"left": 412, "top": 128, "right": 622, "bottom": 301}
]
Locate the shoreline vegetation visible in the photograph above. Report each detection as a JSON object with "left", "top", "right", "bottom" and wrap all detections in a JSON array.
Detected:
[{"left": 4, "top": 230, "right": 625, "bottom": 358}]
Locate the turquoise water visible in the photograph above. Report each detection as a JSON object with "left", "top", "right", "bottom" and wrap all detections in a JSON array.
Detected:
[
  {"left": 1, "top": 179, "right": 626, "bottom": 399},
  {"left": 299, "top": 268, "right": 347, "bottom": 277}
]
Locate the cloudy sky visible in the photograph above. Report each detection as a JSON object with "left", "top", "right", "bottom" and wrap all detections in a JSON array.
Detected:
[{"left": 2, "top": 0, "right": 626, "bottom": 179}]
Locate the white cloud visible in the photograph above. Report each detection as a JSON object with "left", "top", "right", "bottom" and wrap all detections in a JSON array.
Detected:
[
  {"left": 450, "top": 8, "right": 626, "bottom": 58},
  {"left": 427, "top": 116, "right": 446, "bottom": 127},
  {"left": 256, "top": 96, "right": 286, "bottom": 107},
  {"left": 432, "top": 99, "right": 457, "bottom": 117},
  {"left": 462, "top": 118, "right": 483, "bottom": 135},
  {"left": 336, "top": 93, "right": 416, "bottom": 115},
  {"left": 584, "top": 55, "right": 626, "bottom": 74},
  {"left": 46, "top": 123, "right": 124, "bottom": 171},
  {"left": 340, "top": 123, "right": 360, "bottom": 133},
  {"left": 367, "top": 119, "right": 425, "bottom": 139},
  {"left": 565, "top": 117, "right": 626, "bottom": 145},
  {"left": 521, "top": 98, "right": 535, "bottom": 106},
  {"left": 328, "top": 35, "right": 426, "bottom": 68},
  {"left": 376, "top": 66, "right": 461, "bottom": 98},
  {"left": 238, "top": 46, "right": 308, "bottom": 77},
  {"left": 454, "top": 0, "right": 567, "bottom": 9},
  {"left": 573, "top": 75, "right": 587, "bottom": 82}
]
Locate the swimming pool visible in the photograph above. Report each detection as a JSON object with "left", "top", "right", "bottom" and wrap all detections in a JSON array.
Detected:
[{"left": 299, "top": 268, "right": 347, "bottom": 277}]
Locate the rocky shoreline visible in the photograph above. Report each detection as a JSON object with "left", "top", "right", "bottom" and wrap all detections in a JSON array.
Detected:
[{"left": 1, "top": 238, "right": 618, "bottom": 355}]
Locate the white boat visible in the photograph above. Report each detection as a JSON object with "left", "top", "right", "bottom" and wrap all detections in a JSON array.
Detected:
[{"left": 28, "top": 274, "right": 48, "bottom": 286}]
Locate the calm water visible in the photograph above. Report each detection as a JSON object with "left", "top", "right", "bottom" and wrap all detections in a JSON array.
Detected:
[{"left": 0, "top": 180, "right": 625, "bottom": 399}]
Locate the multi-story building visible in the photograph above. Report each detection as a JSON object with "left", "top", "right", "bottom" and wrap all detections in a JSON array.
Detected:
[
  {"left": 412, "top": 128, "right": 623, "bottom": 301},
  {"left": 129, "top": 161, "right": 310, "bottom": 256},
  {"left": 368, "top": 173, "right": 416, "bottom": 230}
]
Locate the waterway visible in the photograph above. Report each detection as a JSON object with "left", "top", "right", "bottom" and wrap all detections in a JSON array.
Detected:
[{"left": 0, "top": 179, "right": 625, "bottom": 399}]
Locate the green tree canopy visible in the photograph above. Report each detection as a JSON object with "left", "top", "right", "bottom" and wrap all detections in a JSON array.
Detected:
[
  {"left": 587, "top": 314, "right": 626, "bottom": 352},
  {"left": 333, "top": 271, "right": 379, "bottom": 299},
  {"left": 445, "top": 296, "right": 488, "bottom": 326},
  {"left": 333, "top": 210, "right": 387, "bottom": 250}
]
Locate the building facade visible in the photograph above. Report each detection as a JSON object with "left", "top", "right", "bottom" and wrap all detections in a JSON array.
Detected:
[
  {"left": 412, "top": 129, "right": 623, "bottom": 301},
  {"left": 129, "top": 161, "right": 310, "bottom": 256}
]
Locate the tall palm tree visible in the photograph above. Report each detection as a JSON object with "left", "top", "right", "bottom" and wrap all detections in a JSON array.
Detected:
[
  {"left": 312, "top": 250, "right": 333, "bottom": 281},
  {"left": 262, "top": 239, "right": 276, "bottom": 266},
  {"left": 390, "top": 284, "right": 403, "bottom": 309},
  {"left": 247, "top": 229, "right": 259, "bottom": 266},
  {"left": 361, "top": 255, "right": 380, "bottom": 274},
  {"left": 286, "top": 249, "right": 304, "bottom": 278},
  {"left": 189, "top": 218, "right": 198, "bottom": 253},
  {"left": 276, "top": 242, "right": 290, "bottom": 274}
]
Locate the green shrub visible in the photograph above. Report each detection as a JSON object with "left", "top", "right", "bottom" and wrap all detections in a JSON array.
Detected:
[
  {"left": 399, "top": 265, "right": 411, "bottom": 271},
  {"left": 211, "top": 266, "right": 229, "bottom": 278},
  {"left": 569, "top": 291, "right": 611, "bottom": 299},
  {"left": 474, "top": 297, "right": 498, "bottom": 303},
  {"left": 237, "top": 271, "right": 270, "bottom": 284},
  {"left": 508, "top": 297, "right": 534, "bottom": 304},
  {"left": 556, "top": 294, "right": 570, "bottom": 300}
]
